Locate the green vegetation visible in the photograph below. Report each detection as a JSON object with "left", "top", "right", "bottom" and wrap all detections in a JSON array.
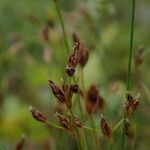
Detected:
[{"left": 0, "top": 0, "right": 150, "bottom": 149}]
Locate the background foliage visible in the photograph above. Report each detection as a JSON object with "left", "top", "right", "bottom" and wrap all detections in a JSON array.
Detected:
[{"left": 0, "top": 0, "right": 150, "bottom": 149}]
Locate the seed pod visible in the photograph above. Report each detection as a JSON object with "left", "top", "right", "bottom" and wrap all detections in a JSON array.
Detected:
[
  {"left": 29, "top": 106, "right": 47, "bottom": 123},
  {"left": 86, "top": 84, "right": 99, "bottom": 115},
  {"left": 55, "top": 112, "right": 72, "bottom": 130},
  {"left": 66, "top": 43, "right": 80, "bottom": 77},
  {"left": 72, "top": 33, "right": 89, "bottom": 68},
  {"left": 70, "top": 84, "right": 79, "bottom": 93},
  {"left": 125, "top": 119, "right": 134, "bottom": 140},
  {"left": 49, "top": 79, "right": 65, "bottom": 103},
  {"left": 61, "top": 82, "right": 73, "bottom": 109},
  {"left": 100, "top": 115, "right": 113, "bottom": 143},
  {"left": 124, "top": 93, "right": 140, "bottom": 119}
]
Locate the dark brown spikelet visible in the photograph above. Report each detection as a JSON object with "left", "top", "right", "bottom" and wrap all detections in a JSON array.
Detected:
[
  {"left": 29, "top": 106, "right": 47, "bottom": 123},
  {"left": 70, "top": 84, "right": 79, "bottom": 93},
  {"left": 61, "top": 82, "right": 73, "bottom": 108},
  {"left": 66, "top": 43, "right": 80, "bottom": 77},
  {"left": 100, "top": 115, "right": 113, "bottom": 143},
  {"left": 15, "top": 135, "right": 25, "bottom": 150},
  {"left": 49, "top": 79, "right": 65, "bottom": 103},
  {"left": 125, "top": 119, "right": 134, "bottom": 140},
  {"left": 124, "top": 93, "right": 140, "bottom": 119},
  {"left": 134, "top": 46, "right": 144, "bottom": 67},
  {"left": 72, "top": 32, "right": 89, "bottom": 68},
  {"left": 86, "top": 84, "right": 99, "bottom": 115},
  {"left": 55, "top": 112, "right": 72, "bottom": 130}
]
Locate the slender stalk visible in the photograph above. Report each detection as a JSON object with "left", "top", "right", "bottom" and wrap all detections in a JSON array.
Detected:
[
  {"left": 77, "top": 95, "right": 88, "bottom": 150},
  {"left": 122, "top": 0, "right": 136, "bottom": 149},
  {"left": 113, "top": 118, "right": 124, "bottom": 131},
  {"left": 46, "top": 121, "right": 64, "bottom": 130},
  {"left": 54, "top": 0, "right": 69, "bottom": 54},
  {"left": 90, "top": 116, "right": 100, "bottom": 150},
  {"left": 69, "top": 108, "right": 84, "bottom": 150},
  {"left": 127, "top": 0, "right": 136, "bottom": 91}
]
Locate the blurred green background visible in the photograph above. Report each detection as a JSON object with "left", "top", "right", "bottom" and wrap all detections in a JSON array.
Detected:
[{"left": 0, "top": 0, "right": 150, "bottom": 149}]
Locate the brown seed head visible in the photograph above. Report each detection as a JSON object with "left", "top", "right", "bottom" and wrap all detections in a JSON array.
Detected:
[
  {"left": 70, "top": 84, "right": 79, "bottom": 93},
  {"left": 49, "top": 79, "right": 65, "bottom": 103},
  {"left": 29, "top": 106, "right": 47, "bottom": 123},
  {"left": 66, "top": 43, "right": 80, "bottom": 77},
  {"left": 72, "top": 32, "right": 89, "bottom": 68},
  {"left": 87, "top": 84, "right": 99, "bottom": 103},
  {"left": 61, "top": 82, "right": 73, "bottom": 108},
  {"left": 100, "top": 115, "right": 113, "bottom": 143},
  {"left": 125, "top": 119, "right": 134, "bottom": 140},
  {"left": 55, "top": 112, "right": 72, "bottom": 130},
  {"left": 124, "top": 93, "right": 140, "bottom": 119},
  {"left": 86, "top": 84, "right": 99, "bottom": 115}
]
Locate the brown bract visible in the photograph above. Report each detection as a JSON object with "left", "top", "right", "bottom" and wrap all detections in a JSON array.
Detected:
[
  {"left": 49, "top": 79, "right": 65, "bottom": 103},
  {"left": 55, "top": 112, "right": 83, "bottom": 130},
  {"left": 66, "top": 43, "right": 80, "bottom": 77},
  {"left": 86, "top": 84, "right": 99, "bottom": 115},
  {"left": 123, "top": 93, "right": 140, "bottom": 119},
  {"left": 62, "top": 82, "right": 73, "bottom": 108},
  {"left": 72, "top": 33, "right": 89, "bottom": 68},
  {"left": 100, "top": 115, "right": 113, "bottom": 143},
  {"left": 55, "top": 112, "right": 72, "bottom": 131},
  {"left": 125, "top": 119, "right": 134, "bottom": 140},
  {"left": 29, "top": 106, "right": 47, "bottom": 123}
]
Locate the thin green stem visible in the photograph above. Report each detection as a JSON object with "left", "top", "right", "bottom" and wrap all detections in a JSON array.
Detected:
[
  {"left": 46, "top": 121, "right": 64, "bottom": 130},
  {"left": 90, "top": 116, "right": 100, "bottom": 150},
  {"left": 121, "top": 118, "right": 125, "bottom": 150},
  {"left": 54, "top": 0, "right": 69, "bottom": 54},
  {"left": 122, "top": 0, "right": 136, "bottom": 149},
  {"left": 77, "top": 95, "right": 88, "bottom": 150},
  {"left": 69, "top": 108, "right": 83, "bottom": 150},
  {"left": 113, "top": 118, "right": 124, "bottom": 131},
  {"left": 127, "top": 0, "right": 136, "bottom": 91}
]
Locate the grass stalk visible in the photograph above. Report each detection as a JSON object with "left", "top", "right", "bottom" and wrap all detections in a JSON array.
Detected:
[
  {"left": 122, "top": 0, "right": 136, "bottom": 149},
  {"left": 69, "top": 108, "right": 84, "bottom": 150},
  {"left": 77, "top": 95, "right": 88, "bottom": 150},
  {"left": 90, "top": 116, "right": 100, "bottom": 150},
  {"left": 54, "top": 0, "right": 69, "bottom": 54}
]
